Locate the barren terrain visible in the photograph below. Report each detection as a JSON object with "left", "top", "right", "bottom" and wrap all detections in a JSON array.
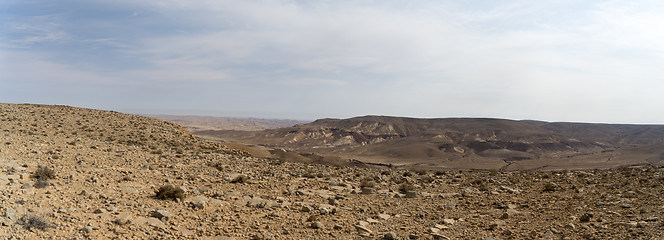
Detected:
[
  {"left": 193, "top": 116, "right": 664, "bottom": 171},
  {"left": 1, "top": 103, "right": 663, "bottom": 239},
  {"left": 151, "top": 115, "right": 307, "bottom": 132}
]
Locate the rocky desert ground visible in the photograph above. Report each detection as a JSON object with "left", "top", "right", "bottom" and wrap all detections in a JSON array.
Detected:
[{"left": 1, "top": 103, "right": 663, "bottom": 239}]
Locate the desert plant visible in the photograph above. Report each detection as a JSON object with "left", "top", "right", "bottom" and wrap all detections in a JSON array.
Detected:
[
  {"left": 155, "top": 185, "right": 185, "bottom": 200},
  {"left": 398, "top": 183, "right": 416, "bottom": 194},
  {"left": 32, "top": 165, "right": 55, "bottom": 180},
  {"left": 18, "top": 214, "right": 54, "bottom": 231},
  {"left": 359, "top": 178, "right": 377, "bottom": 188},
  {"left": 543, "top": 182, "right": 557, "bottom": 192},
  {"left": 31, "top": 165, "right": 55, "bottom": 188}
]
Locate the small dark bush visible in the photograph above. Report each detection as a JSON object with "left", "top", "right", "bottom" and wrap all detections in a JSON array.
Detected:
[
  {"left": 543, "top": 182, "right": 557, "bottom": 192},
  {"left": 18, "top": 214, "right": 54, "bottom": 231},
  {"left": 32, "top": 166, "right": 55, "bottom": 188},
  {"left": 359, "top": 178, "right": 377, "bottom": 188},
  {"left": 34, "top": 179, "right": 50, "bottom": 188},
  {"left": 155, "top": 185, "right": 185, "bottom": 200},
  {"left": 32, "top": 165, "right": 55, "bottom": 180},
  {"left": 398, "top": 183, "right": 416, "bottom": 194}
]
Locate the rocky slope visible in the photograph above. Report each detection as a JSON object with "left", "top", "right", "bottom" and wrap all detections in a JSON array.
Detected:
[
  {"left": 196, "top": 116, "right": 664, "bottom": 170},
  {"left": 151, "top": 115, "right": 307, "bottom": 132},
  {"left": 1, "top": 103, "right": 663, "bottom": 239}
]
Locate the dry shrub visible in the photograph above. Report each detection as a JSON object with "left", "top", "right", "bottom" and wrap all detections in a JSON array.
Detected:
[
  {"left": 32, "top": 165, "right": 55, "bottom": 180},
  {"left": 543, "top": 182, "right": 557, "bottom": 192},
  {"left": 19, "top": 214, "right": 54, "bottom": 231},
  {"left": 32, "top": 166, "right": 55, "bottom": 189},
  {"left": 359, "top": 178, "right": 377, "bottom": 188},
  {"left": 155, "top": 185, "right": 185, "bottom": 200},
  {"left": 398, "top": 183, "right": 416, "bottom": 194}
]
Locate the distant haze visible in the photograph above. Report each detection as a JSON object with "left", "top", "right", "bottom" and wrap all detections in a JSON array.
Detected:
[{"left": 2, "top": 1, "right": 663, "bottom": 124}]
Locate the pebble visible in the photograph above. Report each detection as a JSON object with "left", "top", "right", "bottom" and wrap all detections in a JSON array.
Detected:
[
  {"left": 355, "top": 224, "right": 373, "bottom": 235},
  {"left": 151, "top": 209, "right": 174, "bottom": 221},
  {"left": 82, "top": 226, "right": 93, "bottom": 233},
  {"left": 192, "top": 200, "right": 206, "bottom": 209},
  {"left": 383, "top": 232, "right": 398, "bottom": 240},
  {"left": 431, "top": 233, "right": 450, "bottom": 240},
  {"left": 580, "top": 213, "right": 592, "bottom": 222},
  {"left": 442, "top": 218, "right": 456, "bottom": 225},
  {"left": 309, "top": 221, "right": 323, "bottom": 229}
]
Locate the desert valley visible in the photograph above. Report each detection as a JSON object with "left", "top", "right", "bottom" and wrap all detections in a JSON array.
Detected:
[{"left": 1, "top": 103, "right": 662, "bottom": 239}]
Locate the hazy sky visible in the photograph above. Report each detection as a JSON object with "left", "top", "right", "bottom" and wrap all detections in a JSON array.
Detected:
[{"left": 2, "top": 0, "right": 663, "bottom": 123}]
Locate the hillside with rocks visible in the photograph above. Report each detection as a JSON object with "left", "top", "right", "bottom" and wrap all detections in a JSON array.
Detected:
[
  {"left": 1, "top": 103, "right": 663, "bottom": 239},
  {"left": 151, "top": 115, "right": 307, "bottom": 132},
  {"left": 196, "top": 116, "right": 664, "bottom": 171}
]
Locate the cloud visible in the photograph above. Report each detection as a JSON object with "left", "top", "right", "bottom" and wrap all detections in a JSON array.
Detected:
[
  {"left": 2, "top": 0, "right": 664, "bottom": 122},
  {"left": 4, "top": 17, "right": 67, "bottom": 46}
]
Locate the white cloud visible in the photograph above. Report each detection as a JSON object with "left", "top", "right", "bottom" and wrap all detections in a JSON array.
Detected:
[{"left": 3, "top": 0, "right": 664, "bottom": 122}]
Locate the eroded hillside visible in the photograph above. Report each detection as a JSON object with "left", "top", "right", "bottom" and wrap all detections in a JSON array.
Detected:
[
  {"left": 197, "top": 116, "right": 664, "bottom": 170},
  {"left": 1, "top": 104, "right": 663, "bottom": 239}
]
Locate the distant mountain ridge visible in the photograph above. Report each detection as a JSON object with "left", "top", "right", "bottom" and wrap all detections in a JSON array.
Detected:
[{"left": 193, "top": 115, "right": 664, "bottom": 170}]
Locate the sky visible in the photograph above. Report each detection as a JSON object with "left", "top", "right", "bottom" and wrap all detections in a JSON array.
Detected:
[{"left": 1, "top": 0, "right": 663, "bottom": 123}]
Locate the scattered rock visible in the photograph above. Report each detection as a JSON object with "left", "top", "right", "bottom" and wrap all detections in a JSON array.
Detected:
[
  {"left": 383, "top": 232, "right": 398, "bottom": 240},
  {"left": 151, "top": 210, "right": 175, "bottom": 221},
  {"left": 378, "top": 213, "right": 391, "bottom": 221},
  {"left": 311, "top": 221, "right": 323, "bottom": 229},
  {"left": 442, "top": 218, "right": 456, "bottom": 225},
  {"left": 81, "top": 226, "right": 93, "bottom": 233},
  {"left": 431, "top": 233, "right": 450, "bottom": 240},
  {"left": 445, "top": 201, "right": 457, "bottom": 210},
  {"left": 355, "top": 224, "right": 373, "bottom": 235},
  {"left": 580, "top": 213, "right": 593, "bottom": 222},
  {"left": 114, "top": 213, "right": 133, "bottom": 225}
]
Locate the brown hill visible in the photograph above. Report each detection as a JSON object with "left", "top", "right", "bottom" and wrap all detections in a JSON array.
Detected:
[{"left": 194, "top": 116, "right": 664, "bottom": 170}]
